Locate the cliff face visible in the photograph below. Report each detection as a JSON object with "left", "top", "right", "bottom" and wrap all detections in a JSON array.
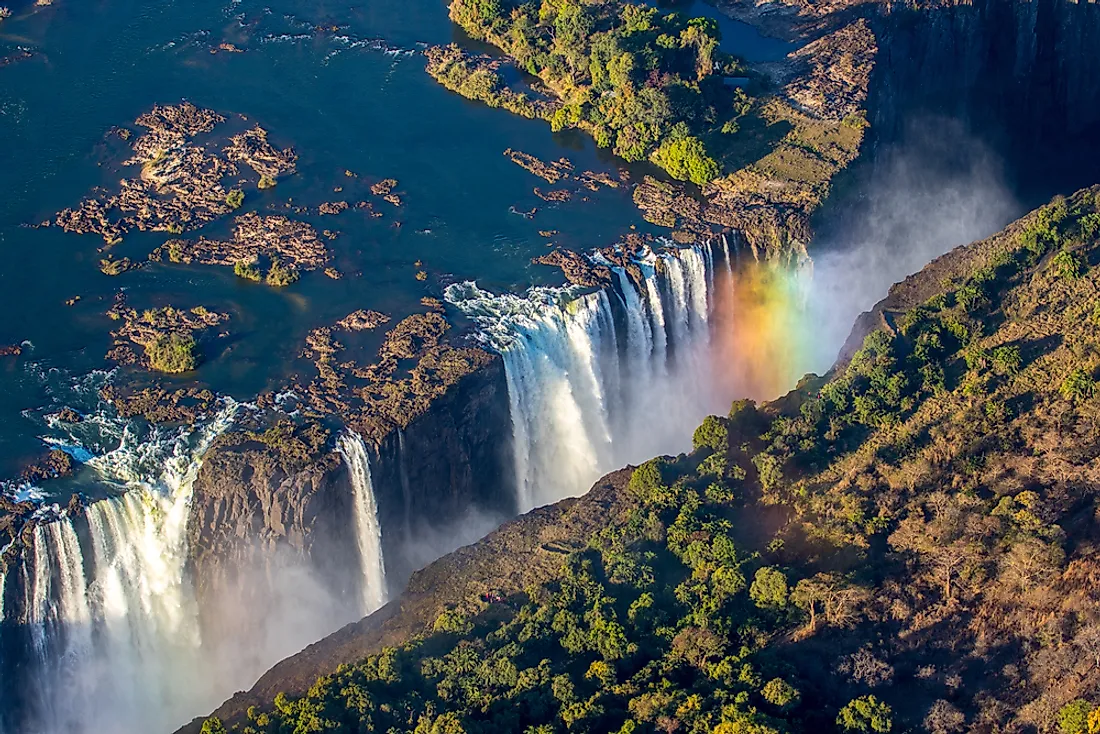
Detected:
[
  {"left": 186, "top": 435, "right": 361, "bottom": 654},
  {"left": 867, "top": 0, "right": 1100, "bottom": 184},
  {"left": 184, "top": 353, "right": 515, "bottom": 653},
  {"left": 366, "top": 353, "right": 516, "bottom": 587}
]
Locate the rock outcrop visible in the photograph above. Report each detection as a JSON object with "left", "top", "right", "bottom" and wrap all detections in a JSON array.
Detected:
[
  {"left": 185, "top": 427, "right": 360, "bottom": 654},
  {"left": 367, "top": 353, "right": 515, "bottom": 586}
]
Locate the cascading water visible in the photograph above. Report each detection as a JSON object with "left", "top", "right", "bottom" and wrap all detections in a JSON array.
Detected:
[
  {"left": 0, "top": 399, "right": 240, "bottom": 734},
  {"left": 336, "top": 431, "right": 388, "bottom": 615},
  {"left": 446, "top": 241, "right": 727, "bottom": 512}
]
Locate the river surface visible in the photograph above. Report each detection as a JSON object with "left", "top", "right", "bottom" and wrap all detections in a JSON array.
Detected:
[{"left": 0, "top": 0, "right": 795, "bottom": 487}]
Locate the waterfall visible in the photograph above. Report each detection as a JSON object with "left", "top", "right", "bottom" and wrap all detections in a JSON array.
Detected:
[
  {"left": 1, "top": 400, "right": 239, "bottom": 734},
  {"left": 447, "top": 241, "right": 727, "bottom": 512},
  {"left": 337, "top": 431, "right": 387, "bottom": 615}
]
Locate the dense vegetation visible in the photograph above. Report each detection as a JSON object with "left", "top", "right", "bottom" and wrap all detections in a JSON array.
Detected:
[
  {"left": 146, "top": 332, "right": 199, "bottom": 373},
  {"left": 439, "top": 0, "right": 755, "bottom": 185},
  {"left": 204, "top": 188, "right": 1100, "bottom": 733}
]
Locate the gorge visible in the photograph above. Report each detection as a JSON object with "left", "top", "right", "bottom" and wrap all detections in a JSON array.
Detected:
[{"left": 0, "top": 0, "right": 1099, "bottom": 732}]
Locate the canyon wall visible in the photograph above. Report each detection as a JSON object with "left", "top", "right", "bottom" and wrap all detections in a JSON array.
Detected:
[{"left": 868, "top": 0, "right": 1100, "bottom": 180}]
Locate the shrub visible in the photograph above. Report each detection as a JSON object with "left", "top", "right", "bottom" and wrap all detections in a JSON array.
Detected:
[
  {"left": 1053, "top": 249, "right": 1085, "bottom": 280},
  {"left": 225, "top": 189, "right": 245, "bottom": 209},
  {"left": 837, "top": 695, "right": 893, "bottom": 733},
  {"left": 924, "top": 700, "right": 965, "bottom": 734},
  {"left": 145, "top": 333, "right": 198, "bottom": 373},
  {"left": 753, "top": 452, "right": 783, "bottom": 494},
  {"left": 1058, "top": 700, "right": 1093, "bottom": 734},
  {"left": 433, "top": 608, "right": 473, "bottom": 635},
  {"left": 266, "top": 258, "right": 300, "bottom": 287},
  {"left": 234, "top": 258, "right": 262, "bottom": 282},
  {"left": 258, "top": 174, "right": 277, "bottom": 189},
  {"left": 991, "top": 345, "right": 1022, "bottom": 376},
  {"left": 1060, "top": 369, "right": 1095, "bottom": 402}
]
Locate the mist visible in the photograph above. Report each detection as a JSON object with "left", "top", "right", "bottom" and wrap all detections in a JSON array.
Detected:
[
  {"left": 10, "top": 538, "right": 363, "bottom": 734},
  {"left": 800, "top": 118, "right": 1019, "bottom": 374},
  {"left": 390, "top": 506, "right": 510, "bottom": 585}
]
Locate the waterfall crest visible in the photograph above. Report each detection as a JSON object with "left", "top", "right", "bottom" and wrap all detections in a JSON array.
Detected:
[
  {"left": 337, "top": 431, "right": 388, "bottom": 615},
  {"left": 447, "top": 241, "right": 727, "bottom": 512}
]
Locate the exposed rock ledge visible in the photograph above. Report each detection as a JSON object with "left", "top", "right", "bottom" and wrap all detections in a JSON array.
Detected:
[
  {"left": 186, "top": 425, "right": 360, "bottom": 659},
  {"left": 177, "top": 468, "right": 637, "bottom": 734}
]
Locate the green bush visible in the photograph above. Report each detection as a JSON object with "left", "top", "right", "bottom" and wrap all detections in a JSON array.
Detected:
[
  {"left": 837, "top": 695, "right": 893, "bottom": 733},
  {"left": 265, "top": 258, "right": 300, "bottom": 287},
  {"left": 1053, "top": 249, "right": 1085, "bottom": 280},
  {"left": 225, "top": 189, "right": 245, "bottom": 209},
  {"left": 234, "top": 258, "right": 262, "bottom": 282},
  {"left": 650, "top": 136, "right": 719, "bottom": 185},
  {"left": 433, "top": 608, "right": 473, "bottom": 635},
  {"left": 1060, "top": 368, "right": 1095, "bottom": 402},
  {"left": 145, "top": 333, "right": 198, "bottom": 373},
  {"left": 1057, "top": 699, "right": 1093, "bottom": 734},
  {"left": 991, "top": 345, "right": 1022, "bottom": 376}
]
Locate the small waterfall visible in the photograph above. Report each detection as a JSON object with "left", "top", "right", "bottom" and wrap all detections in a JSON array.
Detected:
[
  {"left": 447, "top": 241, "right": 727, "bottom": 512},
  {"left": 396, "top": 428, "right": 413, "bottom": 543},
  {"left": 337, "top": 431, "right": 387, "bottom": 615}
]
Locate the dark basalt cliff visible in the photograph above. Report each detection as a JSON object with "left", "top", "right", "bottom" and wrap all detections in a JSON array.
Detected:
[
  {"left": 183, "top": 351, "right": 515, "bottom": 654},
  {"left": 365, "top": 353, "right": 516, "bottom": 586},
  {"left": 870, "top": 0, "right": 1100, "bottom": 145},
  {"left": 178, "top": 468, "right": 636, "bottom": 734},
  {"left": 186, "top": 435, "right": 361, "bottom": 653}
]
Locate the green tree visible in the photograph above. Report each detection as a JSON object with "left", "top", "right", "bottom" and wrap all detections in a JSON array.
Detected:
[
  {"left": 266, "top": 258, "right": 300, "bottom": 286},
  {"left": 200, "top": 718, "right": 228, "bottom": 734},
  {"left": 693, "top": 415, "right": 729, "bottom": 453},
  {"left": 761, "top": 678, "right": 799, "bottom": 709},
  {"left": 651, "top": 136, "right": 719, "bottom": 185},
  {"left": 234, "top": 257, "right": 262, "bottom": 282},
  {"left": 145, "top": 333, "right": 198, "bottom": 373},
  {"left": 837, "top": 695, "right": 893, "bottom": 733},
  {"left": 749, "top": 567, "right": 788, "bottom": 609}
]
